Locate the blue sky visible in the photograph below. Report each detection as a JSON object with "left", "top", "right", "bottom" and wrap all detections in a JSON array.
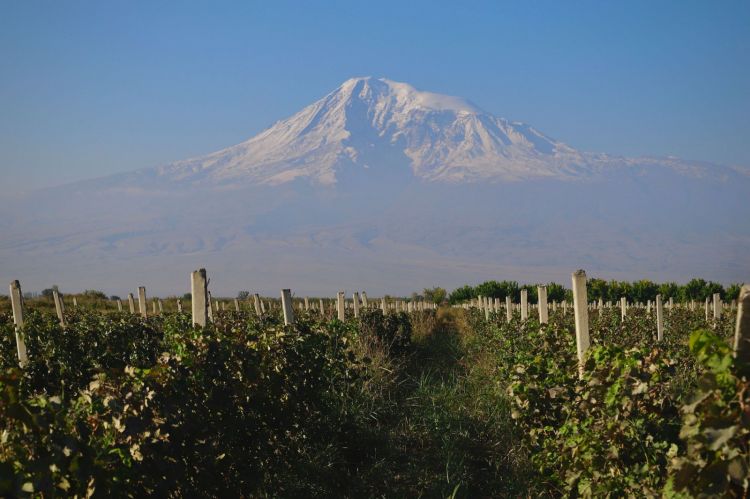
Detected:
[{"left": 1, "top": 1, "right": 748, "bottom": 193}]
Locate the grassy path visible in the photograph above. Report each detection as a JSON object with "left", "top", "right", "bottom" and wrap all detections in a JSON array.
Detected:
[{"left": 353, "top": 309, "right": 529, "bottom": 498}]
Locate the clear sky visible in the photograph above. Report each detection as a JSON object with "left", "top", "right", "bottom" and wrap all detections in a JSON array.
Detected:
[{"left": 1, "top": 1, "right": 748, "bottom": 193}]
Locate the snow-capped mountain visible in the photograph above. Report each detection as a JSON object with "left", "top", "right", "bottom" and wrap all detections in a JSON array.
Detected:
[
  {"left": 145, "top": 77, "right": 731, "bottom": 187},
  {"left": 1, "top": 77, "right": 748, "bottom": 295}
]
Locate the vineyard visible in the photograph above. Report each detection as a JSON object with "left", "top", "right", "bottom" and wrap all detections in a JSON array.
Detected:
[{"left": 1, "top": 271, "right": 748, "bottom": 497}]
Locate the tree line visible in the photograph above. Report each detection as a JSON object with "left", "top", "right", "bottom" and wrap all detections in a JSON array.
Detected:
[{"left": 447, "top": 278, "right": 743, "bottom": 305}]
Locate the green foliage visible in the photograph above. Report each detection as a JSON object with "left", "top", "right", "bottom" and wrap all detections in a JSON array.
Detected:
[
  {"left": 422, "top": 286, "right": 447, "bottom": 304},
  {"left": 667, "top": 330, "right": 749, "bottom": 497},
  {"left": 448, "top": 285, "right": 475, "bottom": 304}
]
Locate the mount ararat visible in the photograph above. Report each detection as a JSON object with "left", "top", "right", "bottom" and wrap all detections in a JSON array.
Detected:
[{"left": 1, "top": 77, "right": 748, "bottom": 295}]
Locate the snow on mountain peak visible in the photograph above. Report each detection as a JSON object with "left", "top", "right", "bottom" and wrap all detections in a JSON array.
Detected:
[{"left": 152, "top": 77, "right": 716, "bottom": 187}]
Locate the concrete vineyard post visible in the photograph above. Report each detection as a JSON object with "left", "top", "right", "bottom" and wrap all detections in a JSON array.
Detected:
[
  {"left": 621, "top": 297, "right": 627, "bottom": 321},
  {"left": 381, "top": 298, "right": 387, "bottom": 313},
  {"left": 158, "top": 300, "right": 163, "bottom": 313},
  {"left": 656, "top": 294, "right": 664, "bottom": 342},
  {"left": 10, "top": 280, "right": 28, "bottom": 366},
  {"left": 116, "top": 299, "right": 122, "bottom": 312},
  {"left": 733, "top": 285, "right": 750, "bottom": 364},
  {"left": 73, "top": 297, "right": 78, "bottom": 308},
  {"left": 177, "top": 299, "right": 182, "bottom": 313},
  {"left": 53, "top": 290, "right": 66, "bottom": 327},
  {"left": 353, "top": 292, "right": 360, "bottom": 318},
  {"left": 128, "top": 294, "right": 135, "bottom": 313},
  {"left": 304, "top": 297, "right": 310, "bottom": 311},
  {"left": 362, "top": 292, "right": 369, "bottom": 308},
  {"left": 538, "top": 285, "right": 548, "bottom": 324},
  {"left": 261, "top": 300, "right": 266, "bottom": 314},
  {"left": 520, "top": 289, "right": 528, "bottom": 321},
  {"left": 337, "top": 292, "right": 345, "bottom": 321},
  {"left": 191, "top": 269, "right": 208, "bottom": 327},
  {"left": 281, "top": 289, "right": 295, "bottom": 325},
  {"left": 505, "top": 296, "right": 512, "bottom": 322},
  {"left": 713, "top": 293, "right": 722, "bottom": 320},
  {"left": 138, "top": 287, "right": 147, "bottom": 318},
  {"left": 152, "top": 301, "right": 158, "bottom": 315},
  {"left": 234, "top": 299, "right": 240, "bottom": 312},
  {"left": 571, "top": 270, "right": 590, "bottom": 372},
  {"left": 253, "top": 294, "right": 262, "bottom": 316},
  {"left": 705, "top": 298, "right": 710, "bottom": 321},
  {"left": 319, "top": 298, "right": 325, "bottom": 317}
]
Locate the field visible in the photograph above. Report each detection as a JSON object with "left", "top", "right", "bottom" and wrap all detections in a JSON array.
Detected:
[{"left": 1, "top": 286, "right": 748, "bottom": 497}]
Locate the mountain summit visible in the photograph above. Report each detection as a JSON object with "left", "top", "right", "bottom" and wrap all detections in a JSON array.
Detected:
[{"left": 151, "top": 77, "right": 716, "bottom": 187}]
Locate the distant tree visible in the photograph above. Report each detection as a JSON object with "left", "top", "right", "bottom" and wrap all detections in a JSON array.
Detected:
[
  {"left": 41, "top": 285, "right": 60, "bottom": 298},
  {"left": 476, "top": 280, "right": 520, "bottom": 300},
  {"left": 545, "top": 282, "right": 568, "bottom": 302},
  {"left": 725, "top": 283, "right": 742, "bottom": 301},
  {"left": 448, "top": 285, "right": 475, "bottom": 304},
  {"left": 109, "top": 295, "right": 121, "bottom": 301},
  {"left": 587, "top": 278, "right": 610, "bottom": 302},
  {"left": 631, "top": 280, "right": 658, "bottom": 303},
  {"left": 657, "top": 282, "right": 681, "bottom": 301},
  {"left": 423, "top": 287, "right": 447, "bottom": 305},
  {"left": 182, "top": 293, "right": 192, "bottom": 300},
  {"left": 237, "top": 291, "right": 250, "bottom": 300},
  {"left": 83, "top": 289, "right": 107, "bottom": 300}
]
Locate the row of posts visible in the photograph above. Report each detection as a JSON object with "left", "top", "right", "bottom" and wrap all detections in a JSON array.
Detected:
[{"left": 8, "top": 271, "right": 749, "bottom": 371}]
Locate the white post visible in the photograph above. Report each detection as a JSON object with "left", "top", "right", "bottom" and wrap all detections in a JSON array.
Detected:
[
  {"left": 177, "top": 299, "right": 182, "bottom": 313},
  {"left": 538, "top": 285, "right": 548, "bottom": 324},
  {"left": 191, "top": 269, "right": 208, "bottom": 327},
  {"left": 128, "top": 293, "right": 135, "bottom": 313},
  {"left": 116, "top": 299, "right": 123, "bottom": 312},
  {"left": 234, "top": 298, "right": 240, "bottom": 312},
  {"left": 362, "top": 292, "right": 369, "bottom": 308},
  {"left": 504, "top": 295, "right": 511, "bottom": 322},
  {"left": 261, "top": 300, "right": 266, "bottom": 314},
  {"left": 656, "top": 294, "right": 664, "bottom": 342},
  {"left": 158, "top": 299, "right": 163, "bottom": 313},
  {"left": 353, "top": 292, "right": 360, "bottom": 318},
  {"left": 713, "top": 293, "right": 722, "bottom": 320},
  {"left": 319, "top": 298, "right": 325, "bottom": 317},
  {"left": 253, "top": 294, "right": 262, "bottom": 316},
  {"left": 337, "top": 292, "right": 345, "bottom": 320},
  {"left": 304, "top": 297, "right": 310, "bottom": 311},
  {"left": 705, "top": 297, "right": 710, "bottom": 321},
  {"left": 207, "top": 292, "right": 214, "bottom": 323},
  {"left": 381, "top": 298, "right": 387, "bottom": 313},
  {"left": 620, "top": 297, "right": 627, "bottom": 321},
  {"left": 138, "top": 286, "right": 147, "bottom": 318},
  {"left": 53, "top": 290, "right": 66, "bottom": 327},
  {"left": 571, "top": 270, "right": 590, "bottom": 370},
  {"left": 73, "top": 297, "right": 78, "bottom": 308},
  {"left": 520, "top": 289, "right": 528, "bottom": 320},
  {"left": 9, "top": 280, "right": 28, "bottom": 366},
  {"left": 281, "top": 289, "right": 295, "bottom": 325},
  {"left": 733, "top": 285, "right": 750, "bottom": 364}
]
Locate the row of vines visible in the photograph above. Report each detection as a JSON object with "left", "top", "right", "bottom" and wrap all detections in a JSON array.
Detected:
[
  {"left": 1, "top": 299, "right": 748, "bottom": 496},
  {"left": 463, "top": 306, "right": 748, "bottom": 496}
]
